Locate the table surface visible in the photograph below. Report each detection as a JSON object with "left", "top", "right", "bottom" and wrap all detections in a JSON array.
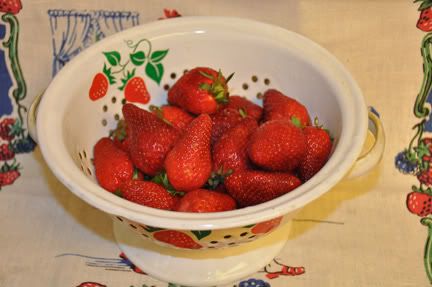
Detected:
[{"left": 0, "top": 1, "right": 426, "bottom": 286}]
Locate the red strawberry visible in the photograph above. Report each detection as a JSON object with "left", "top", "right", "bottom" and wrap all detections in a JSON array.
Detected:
[
  {"left": 225, "top": 170, "right": 302, "bottom": 207},
  {"left": 93, "top": 137, "right": 134, "bottom": 192},
  {"left": 406, "top": 191, "right": 432, "bottom": 217},
  {"left": 165, "top": 114, "right": 212, "bottom": 192},
  {"left": 0, "top": 169, "right": 20, "bottom": 187},
  {"left": 120, "top": 180, "right": 179, "bottom": 210},
  {"left": 122, "top": 103, "right": 179, "bottom": 176},
  {"left": 153, "top": 230, "right": 202, "bottom": 249},
  {"left": 168, "top": 67, "right": 231, "bottom": 115},
  {"left": 417, "top": 3, "right": 432, "bottom": 32},
  {"left": 0, "top": 143, "right": 14, "bottom": 161},
  {"left": 175, "top": 189, "right": 237, "bottom": 213},
  {"left": 0, "top": 118, "right": 16, "bottom": 141},
  {"left": 298, "top": 125, "right": 332, "bottom": 181},
  {"left": 248, "top": 119, "right": 306, "bottom": 172},
  {"left": 251, "top": 217, "right": 283, "bottom": 234},
  {"left": 211, "top": 107, "right": 248, "bottom": 144},
  {"left": 221, "top": 95, "right": 263, "bottom": 121},
  {"left": 89, "top": 73, "right": 109, "bottom": 101},
  {"left": 159, "top": 8, "right": 182, "bottom": 19},
  {"left": 150, "top": 105, "right": 194, "bottom": 131},
  {"left": 124, "top": 77, "right": 150, "bottom": 104},
  {"left": 262, "top": 89, "right": 311, "bottom": 126},
  {"left": 213, "top": 117, "right": 258, "bottom": 173},
  {"left": 418, "top": 168, "right": 432, "bottom": 186},
  {"left": 0, "top": 0, "right": 22, "bottom": 15},
  {"left": 110, "top": 119, "right": 131, "bottom": 153}
]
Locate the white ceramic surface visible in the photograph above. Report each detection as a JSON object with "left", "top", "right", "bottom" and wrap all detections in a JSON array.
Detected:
[
  {"left": 35, "top": 16, "right": 371, "bottom": 230},
  {"left": 113, "top": 219, "right": 291, "bottom": 286}
]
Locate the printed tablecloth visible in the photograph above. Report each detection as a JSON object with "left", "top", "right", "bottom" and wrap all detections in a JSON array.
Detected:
[{"left": 0, "top": 1, "right": 426, "bottom": 286}]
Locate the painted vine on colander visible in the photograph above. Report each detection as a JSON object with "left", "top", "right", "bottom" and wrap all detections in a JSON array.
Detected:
[
  {"left": 88, "top": 38, "right": 169, "bottom": 104},
  {"left": 395, "top": 0, "right": 432, "bottom": 283}
]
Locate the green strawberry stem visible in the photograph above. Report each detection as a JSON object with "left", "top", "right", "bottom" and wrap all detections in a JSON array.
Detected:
[
  {"left": 421, "top": 217, "right": 432, "bottom": 284},
  {"left": 414, "top": 33, "right": 432, "bottom": 118},
  {"left": 2, "top": 14, "right": 27, "bottom": 139}
]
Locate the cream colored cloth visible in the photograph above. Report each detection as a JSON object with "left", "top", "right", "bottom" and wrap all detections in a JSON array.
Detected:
[{"left": 0, "top": 1, "right": 424, "bottom": 286}]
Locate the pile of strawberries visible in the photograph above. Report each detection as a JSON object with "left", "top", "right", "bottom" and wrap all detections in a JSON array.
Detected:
[{"left": 93, "top": 67, "right": 332, "bottom": 213}]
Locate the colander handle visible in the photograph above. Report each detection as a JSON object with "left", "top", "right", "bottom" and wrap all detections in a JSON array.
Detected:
[
  {"left": 344, "top": 107, "right": 385, "bottom": 179},
  {"left": 27, "top": 91, "right": 44, "bottom": 144}
]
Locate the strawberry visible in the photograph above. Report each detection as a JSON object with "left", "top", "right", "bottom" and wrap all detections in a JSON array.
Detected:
[
  {"left": 150, "top": 105, "right": 194, "bottom": 131},
  {"left": 175, "top": 189, "right": 237, "bottom": 213},
  {"left": 418, "top": 168, "right": 432, "bottom": 186},
  {"left": 225, "top": 170, "right": 302, "bottom": 207},
  {"left": 0, "top": 143, "right": 14, "bottom": 161},
  {"left": 211, "top": 107, "right": 249, "bottom": 144},
  {"left": 262, "top": 89, "right": 311, "bottom": 126},
  {"left": 416, "top": 0, "right": 432, "bottom": 32},
  {"left": 93, "top": 137, "right": 134, "bottom": 192},
  {"left": 213, "top": 117, "right": 258, "bottom": 174},
  {"left": 0, "top": 0, "right": 22, "bottom": 15},
  {"left": 168, "top": 67, "right": 231, "bottom": 115},
  {"left": 122, "top": 103, "right": 179, "bottom": 176},
  {"left": 251, "top": 217, "right": 283, "bottom": 234},
  {"left": 89, "top": 73, "right": 109, "bottom": 101},
  {"left": 124, "top": 76, "right": 150, "bottom": 104},
  {"left": 0, "top": 169, "right": 20, "bottom": 187},
  {"left": 298, "top": 125, "right": 332, "bottom": 181},
  {"left": 247, "top": 119, "right": 306, "bottom": 172},
  {"left": 153, "top": 230, "right": 202, "bottom": 249},
  {"left": 159, "top": 8, "right": 182, "bottom": 19},
  {"left": 120, "top": 180, "right": 179, "bottom": 210},
  {"left": 406, "top": 191, "right": 432, "bottom": 217},
  {"left": 110, "top": 119, "right": 131, "bottom": 153},
  {"left": 0, "top": 118, "right": 16, "bottom": 141},
  {"left": 165, "top": 114, "right": 213, "bottom": 192},
  {"left": 221, "top": 95, "right": 263, "bottom": 121}
]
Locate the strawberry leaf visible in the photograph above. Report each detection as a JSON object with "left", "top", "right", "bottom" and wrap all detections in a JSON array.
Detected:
[
  {"left": 226, "top": 72, "right": 235, "bottom": 83},
  {"left": 191, "top": 230, "right": 211, "bottom": 240},
  {"left": 103, "top": 51, "right": 121, "bottom": 66},
  {"left": 103, "top": 64, "right": 116, "bottom": 85},
  {"left": 130, "top": 51, "right": 146, "bottom": 66},
  {"left": 291, "top": 116, "right": 303, "bottom": 128},
  {"left": 150, "top": 49, "right": 169, "bottom": 63},
  {"left": 145, "top": 62, "right": 164, "bottom": 85},
  {"left": 118, "top": 69, "right": 136, "bottom": 91},
  {"left": 143, "top": 225, "right": 164, "bottom": 233}
]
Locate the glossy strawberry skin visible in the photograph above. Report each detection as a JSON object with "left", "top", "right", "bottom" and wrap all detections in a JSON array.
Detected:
[
  {"left": 121, "top": 180, "right": 179, "bottom": 210},
  {"left": 164, "top": 114, "right": 213, "bottom": 192},
  {"left": 211, "top": 107, "right": 248, "bottom": 144},
  {"left": 175, "top": 189, "right": 237, "bottom": 213},
  {"left": 225, "top": 170, "right": 302, "bottom": 207},
  {"left": 168, "top": 67, "right": 229, "bottom": 115},
  {"left": 299, "top": 126, "right": 332, "bottom": 181},
  {"left": 93, "top": 137, "right": 134, "bottom": 192},
  {"left": 213, "top": 117, "right": 258, "bottom": 173},
  {"left": 89, "top": 73, "right": 108, "bottom": 101},
  {"left": 122, "top": 103, "right": 179, "bottom": 176},
  {"left": 248, "top": 119, "right": 306, "bottom": 172},
  {"left": 153, "top": 230, "right": 202, "bottom": 249},
  {"left": 221, "top": 95, "right": 263, "bottom": 121},
  {"left": 263, "top": 89, "right": 311, "bottom": 126},
  {"left": 151, "top": 105, "right": 194, "bottom": 131}
]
